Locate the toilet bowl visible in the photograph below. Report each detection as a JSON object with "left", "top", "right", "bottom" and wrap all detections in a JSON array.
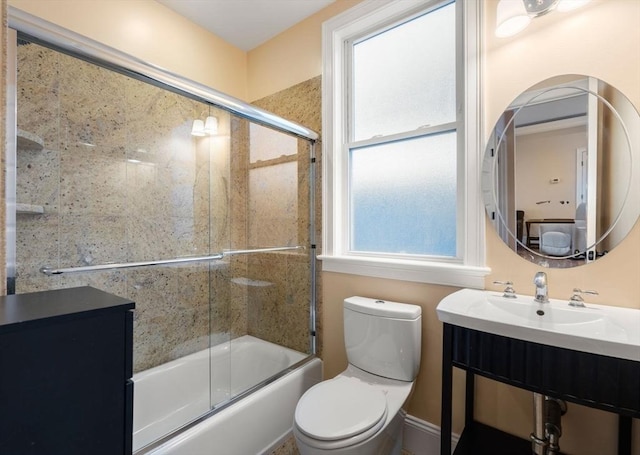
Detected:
[
  {"left": 293, "top": 365, "right": 414, "bottom": 455},
  {"left": 293, "top": 297, "right": 422, "bottom": 455}
]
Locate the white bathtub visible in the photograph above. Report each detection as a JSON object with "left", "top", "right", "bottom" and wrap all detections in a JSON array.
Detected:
[{"left": 133, "top": 335, "right": 322, "bottom": 454}]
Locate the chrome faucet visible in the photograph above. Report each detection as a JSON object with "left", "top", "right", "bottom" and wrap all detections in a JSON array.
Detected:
[
  {"left": 533, "top": 271, "right": 549, "bottom": 303},
  {"left": 569, "top": 288, "right": 599, "bottom": 307}
]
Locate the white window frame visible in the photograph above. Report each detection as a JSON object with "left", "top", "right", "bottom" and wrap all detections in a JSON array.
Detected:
[{"left": 319, "top": 0, "right": 490, "bottom": 288}]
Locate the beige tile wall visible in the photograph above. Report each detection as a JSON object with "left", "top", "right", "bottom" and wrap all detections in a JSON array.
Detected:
[
  {"left": 13, "top": 40, "right": 315, "bottom": 373},
  {"left": 226, "top": 114, "right": 315, "bottom": 353},
  {"left": 15, "top": 42, "right": 215, "bottom": 372},
  {"left": 251, "top": 76, "right": 322, "bottom": 356}
]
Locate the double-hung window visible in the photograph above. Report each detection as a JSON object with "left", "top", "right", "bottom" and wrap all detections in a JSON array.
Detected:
[{"left": 321, "top": 0, "right": 488, "bottom": 287}]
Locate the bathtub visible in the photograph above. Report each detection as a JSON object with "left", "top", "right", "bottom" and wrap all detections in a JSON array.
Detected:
[{"left": 133, "top": 335, "right": 322, "bottom": 454}]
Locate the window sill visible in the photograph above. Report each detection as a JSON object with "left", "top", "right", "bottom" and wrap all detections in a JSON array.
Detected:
[{"left": 318, "top": 255, "right": 490, "bottom": 289}]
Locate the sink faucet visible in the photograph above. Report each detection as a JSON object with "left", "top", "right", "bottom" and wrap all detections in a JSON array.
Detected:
[{"left": 533, "top": 271, "right": 549, "bottom": 303}]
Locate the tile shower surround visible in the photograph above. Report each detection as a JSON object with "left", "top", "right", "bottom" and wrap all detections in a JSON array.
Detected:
[
  {"left": 15, "top": 42, "right": 315, "bottom": 372},
  {"left": 252, "top": 76, "right": 323, "bottom": 358}
]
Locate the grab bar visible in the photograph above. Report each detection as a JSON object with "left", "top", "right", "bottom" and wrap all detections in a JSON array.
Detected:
[{"left": 39, "top": 246, "right": 304, "bottom": 275}]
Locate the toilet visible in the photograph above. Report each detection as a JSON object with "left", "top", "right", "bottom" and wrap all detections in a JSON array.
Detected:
[{"left": 293, "top": 296, "right": 422, "bottom": 455}]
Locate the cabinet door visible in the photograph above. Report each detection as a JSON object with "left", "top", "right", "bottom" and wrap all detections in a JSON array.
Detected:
[{"left": 0, "top": 311, "right": 128, "bottom": 455}]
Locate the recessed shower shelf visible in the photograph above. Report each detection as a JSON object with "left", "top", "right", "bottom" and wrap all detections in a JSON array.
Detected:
[
  {"left": 16, "top": 203, "right": 44, "bottom": 215},
  {"left": 17, "top": 129, "right": 44, "bottom": 152},
  {"left": 231, "top": 277, "right": 273, "bottom": 287}
]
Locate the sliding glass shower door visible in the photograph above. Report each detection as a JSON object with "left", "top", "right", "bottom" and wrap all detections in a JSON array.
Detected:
[{"left": 9, "top": 35, "right": 315, "bottom": 451}]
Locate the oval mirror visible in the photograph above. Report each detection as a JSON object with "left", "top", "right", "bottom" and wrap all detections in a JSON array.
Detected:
[{"left": 482, "top": 75, "right": 640, "bottom": 268}]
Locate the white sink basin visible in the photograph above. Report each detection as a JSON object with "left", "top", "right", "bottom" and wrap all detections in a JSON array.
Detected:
[{"left": 436, "top": 288, "right": 640, "bottom": 362}]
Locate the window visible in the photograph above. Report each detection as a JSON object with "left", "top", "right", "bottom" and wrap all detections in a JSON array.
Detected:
[{"left": 321, "top": 0, "right": 488, "bottom": 287}]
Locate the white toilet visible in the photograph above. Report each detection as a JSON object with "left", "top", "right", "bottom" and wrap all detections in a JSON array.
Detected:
[{"left": 293, "top": 296, "right": 422, "bottom": 455}]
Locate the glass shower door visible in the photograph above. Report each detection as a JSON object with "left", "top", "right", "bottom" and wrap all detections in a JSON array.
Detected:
[
  {"left": 10, "top": 32, "right": 316, "bottom": 452},
  {"left": 12, "top": 37, "right": 225, "bottom": 451}
]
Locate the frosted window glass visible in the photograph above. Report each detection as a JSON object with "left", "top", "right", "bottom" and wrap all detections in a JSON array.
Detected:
[
  {"left": 350, "top": 133, "right": 456, "bottom": 256},
  {"left": 249, "top": 124, "right": 297, "bottom": 162},
  {"left": 352, "top": 3, "right": 456, "bottom": 141}
]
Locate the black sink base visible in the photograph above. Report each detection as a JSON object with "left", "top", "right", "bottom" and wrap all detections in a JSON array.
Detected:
[
  {"left": 441, "top": 323, "right": 639, "bottom": 455},
  {"left": 453, "top": 421, "right": 565, "bottom": 455}
]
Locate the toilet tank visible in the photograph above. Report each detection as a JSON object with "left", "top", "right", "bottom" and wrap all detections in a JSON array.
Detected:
[{"left": 343, "top": 296, "right": 422, "bottom": 382}]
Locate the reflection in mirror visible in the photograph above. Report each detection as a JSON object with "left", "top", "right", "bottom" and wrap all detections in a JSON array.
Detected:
[{"left": 483, "top": 75, "right": 640, "bottom": 268}]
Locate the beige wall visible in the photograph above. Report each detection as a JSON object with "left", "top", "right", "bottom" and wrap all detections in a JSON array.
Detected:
[
  {"left": 8, "top": 0, "right": 248, "bottom": 100},
  {"left": 246, "top": 0, "right": 362, "bottom": 101},
  {"left": 7, "top": 0, "right": 363, "bottom": 102},
  {"left": 3, "top": 0, "right": 640, "bottom": 453},
  {"left": 483, "top": 0, "right": 640, "bottom": 305},
  {"left": 311, "top": 1, "right": 640, "bottom": 454},
  {"left": 461, "top": 5, "right": 640, "bottom": 450},
  {"left": 248, "top": 0, "right": 639, "bottom": 451},
  {"left": 515, "top": 127, "right": 585, "bottom": 221}
]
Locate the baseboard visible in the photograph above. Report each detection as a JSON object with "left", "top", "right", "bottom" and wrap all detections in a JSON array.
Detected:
[
  {"left": 267, "top": 414, "right": 460, "bottom": 455},
  {"left": 403, "top": 414, "right": 459, "bottom": 455}
]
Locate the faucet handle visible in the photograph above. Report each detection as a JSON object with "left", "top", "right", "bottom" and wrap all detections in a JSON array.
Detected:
[
  {"left": 569, "top": 288, "right": 598, "bottom": 307},
  {"left": 493, "top": 280, "right": 517, "bottom": 299}
]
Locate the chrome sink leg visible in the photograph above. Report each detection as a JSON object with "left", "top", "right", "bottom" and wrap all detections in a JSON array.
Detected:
[
  {"left": 531, "top": 393, "right": 549, "bottom": 455},
  {"left": 531, "top": 393, "right": 567, "bottom": 455},
  {"left": 545, "top": 396, "right": 567, "bottom": 455}
]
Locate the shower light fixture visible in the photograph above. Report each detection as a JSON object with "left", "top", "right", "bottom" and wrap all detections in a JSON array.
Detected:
[
  {"left": 191, "top": 119, "right": 206, "bottom": 137},
  {"left": 495, "top": 0, "right": 591, "bottom": 37},
  {"left": 191, "top": 116, "right": 218, "bottom": 137},
  {"left": 204, "top": 116, "right": 218, "bottom": 135}
]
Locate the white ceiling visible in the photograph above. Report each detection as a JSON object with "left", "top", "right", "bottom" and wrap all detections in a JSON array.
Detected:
[{"left": 156, "top": 0, "right": 336, "bottom": 51}]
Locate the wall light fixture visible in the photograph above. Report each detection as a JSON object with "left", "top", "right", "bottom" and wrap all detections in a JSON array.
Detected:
[
  {"left": 191, "top": 116, "right": 218, "bottom": 136},
  {"left": 496, "top": 0, "right": 591, "bottom": 38},
  {"left": 203, "top": 116, "right": 218, "bottom": 135},
  {"left": 191, "top": 119, "right": 206, "bottom": 137}
]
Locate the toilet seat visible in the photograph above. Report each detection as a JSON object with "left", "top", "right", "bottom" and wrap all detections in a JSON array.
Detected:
[{"left": 294, "top": 376, "right": 388, "bottom": 449}]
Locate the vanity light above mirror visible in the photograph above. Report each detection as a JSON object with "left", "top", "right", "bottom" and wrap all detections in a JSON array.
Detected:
[
  {"left": 496, "top": 0, "right": 592, "bottom": 38},
  {"left": 482, "top": 75, "right": 640, "bottom": 269}
]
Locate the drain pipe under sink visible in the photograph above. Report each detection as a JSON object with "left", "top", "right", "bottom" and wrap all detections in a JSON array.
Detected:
[{"left": 531, "top": 393, "right": 567, "bottom": 455}]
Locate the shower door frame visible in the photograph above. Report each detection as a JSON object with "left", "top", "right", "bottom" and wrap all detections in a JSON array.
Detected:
[{"left": 7, "top": 8, "right": 318, "bottom": 142}]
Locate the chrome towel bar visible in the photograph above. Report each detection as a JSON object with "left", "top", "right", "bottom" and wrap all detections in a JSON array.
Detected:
[{"left": 40, "top": 246, "right": 304, "bottom": 275}]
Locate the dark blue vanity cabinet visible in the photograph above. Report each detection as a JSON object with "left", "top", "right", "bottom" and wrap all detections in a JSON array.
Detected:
[
  {"left": 0, "top": 286, "right": 135, "bottom": 455},
  {"left": 441, "top": 324, "right": 640, "bottom": 455}
]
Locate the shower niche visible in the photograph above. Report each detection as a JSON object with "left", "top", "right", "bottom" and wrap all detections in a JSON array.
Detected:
[{"left": 16, "top": 130, "right": 45, "bottom": 214}]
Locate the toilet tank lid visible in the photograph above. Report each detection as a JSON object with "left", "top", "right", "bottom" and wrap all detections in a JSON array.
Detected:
[{"left": 344, "top": 296, "right": 421, "bottom": 320}]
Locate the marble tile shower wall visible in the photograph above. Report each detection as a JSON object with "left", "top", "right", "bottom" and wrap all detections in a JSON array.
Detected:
[
  {"left": 224, "top": 117, "right": 313, "bottom": 354},
  {"left": 14, "top": 42, "right": 313, "bottom": 372},
  {"left": 16, "top": 43, "right": 221, "bottom": 372},
  {"left": 251, "top": 77, "right": 322, "bottom": 356}
]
